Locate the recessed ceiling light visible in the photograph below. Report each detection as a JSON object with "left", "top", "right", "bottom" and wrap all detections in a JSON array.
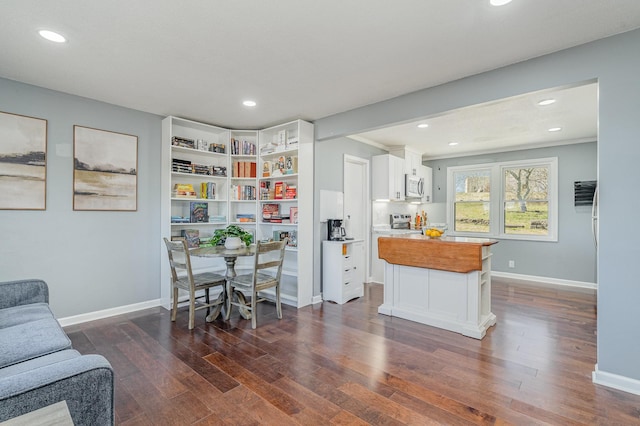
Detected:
[
  {"left": 538, "top": 99, "right": 556, "bottom": 106},
  {"left": 417, "top": 123, "right": 429, "bottom": 129},
  {"left": 448, "top": 142, "right": 459, "bottom": 146},
  {"left": 490, "top": 0, "right": 513, "bottom": 6},
  {"left": 242, "top": 100, "right": 257, "bottom": 107},
  {"left": 548, "top": 127, "right": 562, "bottom": 132},
  {"left": 38, "top": 30, "right": 66, "bottom": 43}
]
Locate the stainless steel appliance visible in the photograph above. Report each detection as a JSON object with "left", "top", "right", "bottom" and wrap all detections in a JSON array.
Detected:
[
  {"left": 328, "top": 219, "right": 346, "bottom": 241},
  {"left": 405, "top": 174, "right": 424, "bottom": 198},
  {"left": 390, "top": 214, "right": 412, "bottom": 230}
]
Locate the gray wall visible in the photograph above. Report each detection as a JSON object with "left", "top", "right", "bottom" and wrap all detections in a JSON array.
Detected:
[
  {"left": 0, "top": 78, "right": 163, "bottom": 318},
  {"left": 426, "top": 142, "right": 597, "bottom": 283},
  {"left": 313, "top": 136, "right": 386, "bottom": 295},
  {"left": 314, "top": 29, "right": 640, "bottom": 382}
]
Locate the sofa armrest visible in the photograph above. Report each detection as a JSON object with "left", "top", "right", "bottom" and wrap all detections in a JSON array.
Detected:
[
  {"left": 0, "top": 279, "right": 49, "bottom": 309},
  {"left": 0, "top": 355, "right": 114, "bottom": 425}
]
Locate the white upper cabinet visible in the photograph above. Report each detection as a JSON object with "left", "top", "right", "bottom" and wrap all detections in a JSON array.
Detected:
[
  {"left": 389, "top": 146, "right": 422, "bottom": 176},
  {"left": 419, "top": 165, "right": 433, "bottom": 203},
  {"left": 372, "top": 154, "right": 405, "bottom": 201}
]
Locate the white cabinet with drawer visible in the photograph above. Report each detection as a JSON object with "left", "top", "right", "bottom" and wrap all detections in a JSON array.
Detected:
[{"left": 322, "top": 240, "right": 364, "bottom": 304}]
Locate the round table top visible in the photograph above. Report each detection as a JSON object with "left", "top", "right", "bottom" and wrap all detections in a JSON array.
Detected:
[{"left": 191, "top": 245, "right": 255, "bottom": 258}]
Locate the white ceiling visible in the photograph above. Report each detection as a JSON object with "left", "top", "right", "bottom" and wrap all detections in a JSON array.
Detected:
[
  {"left": 0, "top": 1, "right": 639, "bottom": 135},
  {"left": 350, "top": 82, "right": 598, "bottom": 159}
]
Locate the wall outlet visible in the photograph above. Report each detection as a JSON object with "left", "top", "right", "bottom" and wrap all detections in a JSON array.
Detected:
[{"left": 508, "top": 260, "right": 515, "bottom": 268}]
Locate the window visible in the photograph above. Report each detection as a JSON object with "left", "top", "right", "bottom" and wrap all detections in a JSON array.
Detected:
[{"left": 447, "top": 158, "right": 557, "bottom": 241}]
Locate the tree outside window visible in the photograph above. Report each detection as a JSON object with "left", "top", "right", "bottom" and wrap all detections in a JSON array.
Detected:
[
  {"left": 503, "top": 166, "right": 549, "bottom": 236},
  {"left": 447, "top": 158, "right": 557, "bottom": 241}
]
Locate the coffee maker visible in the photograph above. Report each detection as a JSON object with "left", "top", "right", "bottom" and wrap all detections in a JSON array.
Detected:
[{"left": 327, "top": 219, "right": 346, "bottom": 241}]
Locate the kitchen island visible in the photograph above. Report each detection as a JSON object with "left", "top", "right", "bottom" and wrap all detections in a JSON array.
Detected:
[{"left": 377, "top": 234, "right": 497, "bottom": 339}]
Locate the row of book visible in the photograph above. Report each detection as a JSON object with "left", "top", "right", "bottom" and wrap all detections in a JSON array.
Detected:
[
  {"left": 230, "top": 185, "right": 256, "bottom": 201},
  {"left": 172, "top": 136, "right": 227, "bottom": 153},
  {"left": 235, "top": 213, "right": 256, "bottom": 223},
  {"left": 231, "top": 139, "right": 256, "bottom": 155},
  {"left": 233, "top": 161, "right": 257, "bottom": 178},
  {"left": 262, "top": 204, "right": 298, "bottom": 224},
  {"left": 172, "top": 158, "right": 227, "bottom": 177},
  {"left": 259, "top": 181, "right": 297, "bottom": 200},
  {"left": 200, "top": 182, "right": 217, "bottom": 199}
]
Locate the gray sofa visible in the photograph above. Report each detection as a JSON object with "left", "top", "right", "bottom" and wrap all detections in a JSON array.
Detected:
[{"left": 0, "top": 279, "right": 114, "bottom": 425}]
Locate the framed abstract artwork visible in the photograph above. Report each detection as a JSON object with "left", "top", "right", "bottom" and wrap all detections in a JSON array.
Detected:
[
  {"left": 73, "top": 125, "right": 138, "bottom": 211},
  {"left": 0, "top": 111, "right": 47, "bottom": 210}
]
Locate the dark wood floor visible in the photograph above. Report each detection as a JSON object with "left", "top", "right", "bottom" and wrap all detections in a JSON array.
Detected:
[{"left": 65, "top": 279, "right": 640, "bottom": 425}]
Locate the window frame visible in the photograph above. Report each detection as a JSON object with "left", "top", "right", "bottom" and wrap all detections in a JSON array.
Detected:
[{"left": 446, "top": 157, "right": 558, "bottom": 242}]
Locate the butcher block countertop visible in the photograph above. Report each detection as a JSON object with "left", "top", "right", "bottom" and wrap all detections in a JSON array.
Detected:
[{"left": 377, "top": 234, "right": 498, "bottom": 273}]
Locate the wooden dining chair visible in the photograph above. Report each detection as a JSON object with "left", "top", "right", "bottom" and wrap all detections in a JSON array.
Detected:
[
  {"left": 226, "top": 240, "right": 287, "bottom": 329},
  {"left": 163, "top": 238, "right": 226, "bottom": 329}
]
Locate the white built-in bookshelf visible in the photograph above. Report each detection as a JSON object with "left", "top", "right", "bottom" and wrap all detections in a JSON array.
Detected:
[{"left": 160, "top": 116, "right": 313, "bottom": 309}]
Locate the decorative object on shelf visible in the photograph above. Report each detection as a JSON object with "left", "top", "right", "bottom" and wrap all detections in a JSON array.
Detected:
[
  {"left": 73, "top": 125, "right": 137, "bottom": 211},
  {"left": 262, "top": 161, "right": 271, "bottom": 177},
  {"left": 0, "top": 111, "right": 47, "bottom": 210},
  {"left": 189, "top": 202, "right": 208, "bottom": 223},
  {"left": 290, "top": 207, "right": 298, "bottom": 224},
  {"left": 181, "top": 228, "right": 200, "bottom": 248},
  {"left": 209, "top": 225, "right": 253, "bottom": 247},
  {"left": 284, "top": 156, "right": 297, "bottom": 174}
]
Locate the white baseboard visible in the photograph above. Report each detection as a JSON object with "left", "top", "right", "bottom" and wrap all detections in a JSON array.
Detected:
[
  {"left": 58, "top": 299, "right": 162, "bottom": 327},
  {"left": 491, "top": 271, "right": 596, "bottom": 291},
  {"left": 312, "top": 295, "right": 323, "bottom": 304},
  {"left": 593, "top": 364, "right": 640, "bottom": 396}
]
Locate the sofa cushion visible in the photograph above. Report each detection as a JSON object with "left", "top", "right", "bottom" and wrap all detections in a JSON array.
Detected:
[
  {"left": 0, "top": 317, "right": 72, "bottom": 368},
  {"left": 0, "top": 349, "right": 80, "bottom": 379},
  {"left": 0, "top": 303, "right": 54, "bottom": 329}
]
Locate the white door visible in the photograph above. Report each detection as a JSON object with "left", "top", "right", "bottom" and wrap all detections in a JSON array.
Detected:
[{"left": 344, "top": 155, "right": 370, "bottom": 282}]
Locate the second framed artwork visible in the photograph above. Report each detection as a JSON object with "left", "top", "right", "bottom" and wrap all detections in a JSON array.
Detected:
[{"left": 73, "top": 125, "right": 138, "bottom": 211}]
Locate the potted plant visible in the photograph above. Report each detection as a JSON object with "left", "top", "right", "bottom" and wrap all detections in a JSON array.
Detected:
[{"left": 209, "top": 225, "right": 253, "bottom": 249}]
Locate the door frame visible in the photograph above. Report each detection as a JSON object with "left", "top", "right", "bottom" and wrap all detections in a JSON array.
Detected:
[{"left": 343, "top": 154, "right": 371, "bottom": 283}]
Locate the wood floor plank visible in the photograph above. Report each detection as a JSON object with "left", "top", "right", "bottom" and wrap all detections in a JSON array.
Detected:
[{"left": 65, "top": 280, "right": 640, "bottom": 425}]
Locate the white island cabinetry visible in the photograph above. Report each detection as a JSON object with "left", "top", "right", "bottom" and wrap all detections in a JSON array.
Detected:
[{"left": 378, "top": 234, "right": 497, "bottom": 339}]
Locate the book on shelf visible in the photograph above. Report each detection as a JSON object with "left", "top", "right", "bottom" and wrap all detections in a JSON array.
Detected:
[
  {"left": 290, "top": 207, "right": 298, "bottom": 224},
  {"left": 181, "top": 229, "right": 200, "bottom": 248},
  {"left": 171, "top": 216, "right": 190, "bottom": 223},
  {"left": 285, "top": 185, "right": 297, "bottom": 199},
  {"left": 231, "top": 139, "right": 256, "bottom": 156},
  {"left": 274, "top": 181, "right": 284, "bottom": 199},
  {"left": 190, "top": 202, "right": 209, "bottom": 223},
  {"left": 236, "top": 213, "right": 256, "bottom": 223},
  {"left": 233, "top": 161, "right": 257, "bottom": 178},
  {"left": 231, "top": 185, "right": 256, "bottom": 200},
  {"left": 173, "top": 183, "right": 197, "bottom": 198},
  {"left": 262, "top": 203, "right": 280, "bottom": 222},
  {"left": 172, "top": 136, "right": 195, "bottom": 149},
  {"left": 200, "top": 182, "right": 216, "bottom": 199}
]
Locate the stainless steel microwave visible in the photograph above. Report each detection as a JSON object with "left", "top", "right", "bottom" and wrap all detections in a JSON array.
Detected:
[{"left": 405, "top": 174, "right": 424, "bottom": 198}]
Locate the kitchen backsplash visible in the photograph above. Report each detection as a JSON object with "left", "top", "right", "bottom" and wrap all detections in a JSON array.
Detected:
[{"left": 372, "top": 201, "right": 446, "bottom": 226}]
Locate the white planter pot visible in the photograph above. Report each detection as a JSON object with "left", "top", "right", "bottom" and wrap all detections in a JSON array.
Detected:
[{"left": 224, "top": 236, "right": 243, "bottom": 249}]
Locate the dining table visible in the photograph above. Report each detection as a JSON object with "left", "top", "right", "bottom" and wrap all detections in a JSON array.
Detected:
[{"left": 190, "top": 244, "right": 255, "bottom": 320}]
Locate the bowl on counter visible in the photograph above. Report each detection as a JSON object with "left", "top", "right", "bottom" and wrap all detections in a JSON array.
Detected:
[{"left": 423, "top": 223, "right": 447, "bottom": 238}]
